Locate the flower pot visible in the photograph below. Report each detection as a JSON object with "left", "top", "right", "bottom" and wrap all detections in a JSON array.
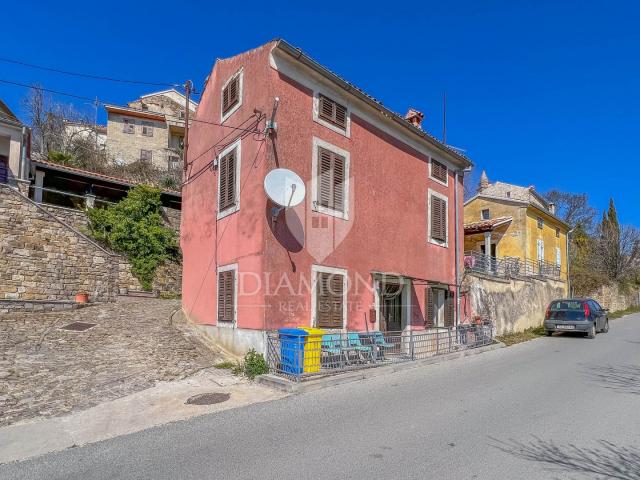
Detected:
[{"left": 75, "top": 293, "right": 89, "bottom": 303}]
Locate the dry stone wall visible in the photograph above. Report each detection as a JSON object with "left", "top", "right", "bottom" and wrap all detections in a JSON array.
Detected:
[
  {"left": 588, "top": 283, "right": 640, "bottom": 313},
  {"left": 0, "top": 185, "right": 182, "bottom": 313},
  {"left": 0, "top": 185, "right": 117, "bottom": 306}
]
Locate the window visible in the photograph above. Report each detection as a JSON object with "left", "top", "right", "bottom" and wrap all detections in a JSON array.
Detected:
[
  {"left": 425, "top": 288, "right": 454, "bottom": 328},
  {"left": 312, "top": 138, "right": 350, "bottom": 219},
  {"left": 221, "top": 70, "right": 243, "bottom": 120},
  {"left": 141, "top": 121, "right": 154, "bottom": 137},
  {"left": 556, "top": 247, "right": 561, "bottom": 267},
  {"left": 481, "top": 209, "right": 490, "bottom": 220},
  {"left": 430, "top": 158, "right": 448, "bottom": 184},
  {"left": 556, "top": 227, "right": 560, "bottom": 238},
  {"left": 168, "top": 156, "right": 180, "bottom": 171},
  {"left": 217, "top": 265, "right": 237, "bottom": 324},
  {"left": 429, "top": 190, "right": 448, "bottom": 245},
  {"left": 537, "top": 216, "right": 544, "bottom": 229},
  {"left": 313, "top": 266, "right": 347, "bottom": 329},
  {"left": 217, "top": 140, "right": 241, "bottom": 218},
  {"left": 506, "top": 191, "right": 511, "bottom": 198},
  {"left": 140, "top": 149, "right": 152, "bottom": 163},
  {"left": 318, "top": 94, "right": 347, "bottom": 130},
  {"left": 178, "top": 110, "right": 185, "bottom": 120},
  {"left": 141, "top": 103, "right": 149, "bottom": 111},
  {"left": 537, "top": 239, "right": 545, "bottom": 261},
  {"left": 122, "top": 118, "right": 134, "bottom": 134}
]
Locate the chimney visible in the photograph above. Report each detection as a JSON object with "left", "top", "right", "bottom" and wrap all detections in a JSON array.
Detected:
[
  {"left": 404, "top": 109, "right": 424, "bottom": 130},
  {"left": 549, "top": 202, "right": 556, "bottom": 215},
  {"left": 478, "top": 170, "right": 489, "bottom": 192}
]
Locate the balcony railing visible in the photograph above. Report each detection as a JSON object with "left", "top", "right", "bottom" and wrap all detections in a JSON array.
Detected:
[{"left": 464, "top": 251, "right": 561, "bottom": 280}]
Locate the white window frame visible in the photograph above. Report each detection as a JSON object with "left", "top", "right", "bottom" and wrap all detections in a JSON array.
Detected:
[
  {"left": 427, "top": 188, "right": 449, "bottom": 248},
  {"left": 311, "top": 264, "right": 348, "bottom": 330},
  {"left": 555, "top": 246, "right": 561, "bottom": 267},
  {"left": 216, "top": 263, "right": 238, "bottom": 328},
  {"left": 429, "top": 157, "right": 449, "bottom": 186},
  {"left": 311, "top": 137, "right": 350, "bottom": 220},
  {"left": 537, "top": 239, "right": 545, "bottom": 262},
  {"left": 312, "top": 91, "right": 351, "bottom": 138},
  {"left": 216, "top": 138, "right": 241, "bottom": 220},
  {"left": 220, "top": 68, "right": 244, "bottom": 123}
]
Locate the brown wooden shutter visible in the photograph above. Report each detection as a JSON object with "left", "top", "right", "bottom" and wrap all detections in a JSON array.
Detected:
[
  {"left": 317, "top": 147, "right": 345, "bottom": 213},
  {"left": 218, "top": 270, "right": 235, "bottom": 322},
  {"left": 222, "top": 76, "right": 240, "bottom": 115},
  {"left": 318, "top": 94, "right": 347, "bottom": 129},
  {"left": 444, "top": 290, "right": 455, "bottom": 327},
  {"left": 431, "top": 196, "right": 447, "bottom": 242},
  {"left": 219, "top": 148, "right": 237, "bottom": 211},
  {"left": 431, "top": 159, "right": 447, "bottom": 182},
  {"left": 425, "top": 288, "right": 434, "bottom": 327},
  {"left": 316, "top": 272, "right": 344, "bottom": 329}
]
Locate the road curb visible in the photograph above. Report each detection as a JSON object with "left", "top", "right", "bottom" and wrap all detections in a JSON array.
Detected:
[{"left": 257, "top": 342, "right": 505, "bottom": 394}]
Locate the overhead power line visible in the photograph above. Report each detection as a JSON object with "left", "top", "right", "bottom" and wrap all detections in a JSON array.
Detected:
[
  {"left": 0, "top": 56, "right": 180, "bottom": 87},
  {"left": 0, "top": 78, "right": 258, "bottom": 133}
]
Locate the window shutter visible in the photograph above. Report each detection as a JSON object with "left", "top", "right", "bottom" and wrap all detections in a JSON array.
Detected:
[
  {"left": 222, "top": 76, "right": 240, "bottom": 115},
  {"left": 218, "top": 270, "right": 235, "bottom": 322},
  {"left": 444, "top": 291, "right": 455, "bottom": 327},
  {"left": 317, "top": 147, "right": 345, "bottom": 213},
  {"left": 425, "top": 288, "right": 434, "bottom": 327},
  {"left": 431, "top": 159, "right": 447, "bottom": 182},
  {"left": 316, "top": 272, "right": 344, "bottom": 329},
  {"left": 318, "top": 94, "right": 347, "bottom": 129},
  {"left": 219, "top": 149, "right": 237, "bottom": 211},
  {"left": 431, "top": 196, "right": 447, "bottom": 242}
]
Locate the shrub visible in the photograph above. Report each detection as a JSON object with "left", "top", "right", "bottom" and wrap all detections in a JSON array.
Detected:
[
  {"left": 86, "top": 185, "right": 179, "bottom": 290},
  {"left": 230, "top": 349, "right": 269, "bottom": 379}
]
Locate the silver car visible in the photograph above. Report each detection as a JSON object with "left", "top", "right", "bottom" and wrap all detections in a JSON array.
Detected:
[{"left": 543, "top": 298, "right": 610, "bottom": 339}]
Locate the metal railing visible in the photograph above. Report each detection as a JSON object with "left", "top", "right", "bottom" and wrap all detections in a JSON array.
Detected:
[
  {"left": 29, "top": 185, "right": 114, "bottom": 209},
  {"left": 266, "top": 323, "right": 494, "bottom": 382},
  {"left": 464, "top": 251, "right": 561, "bottom": 280}
]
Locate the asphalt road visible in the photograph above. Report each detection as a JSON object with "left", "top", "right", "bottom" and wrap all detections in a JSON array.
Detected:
[{"left": 2, "top": 314, "right": 639, "bottom": 480}]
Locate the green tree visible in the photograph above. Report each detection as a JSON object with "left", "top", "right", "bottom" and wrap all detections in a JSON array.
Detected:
[{"left": 87, "top": 185, "right": 179, "bottom": 290}]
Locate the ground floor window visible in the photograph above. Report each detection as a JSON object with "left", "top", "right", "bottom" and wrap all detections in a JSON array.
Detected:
[
  {"left": 425, "top": 287, "right": 454, "bottom": 328},
  {"left": 217, "top": 265, "right": 237, "bottom": 324},
  {"left": 313, "top": 265, "right": 347, "bottom": 329}
]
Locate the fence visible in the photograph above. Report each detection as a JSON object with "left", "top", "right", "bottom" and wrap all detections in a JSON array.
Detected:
[
  {"left": 266, "top": 323, "right": 494, "bottom": 382},
  {"left": 30, "top": 185, "right": 115, "bottom": 210},
  {"left": 464, "top": 251, "right": 561, "bottom": 280}
]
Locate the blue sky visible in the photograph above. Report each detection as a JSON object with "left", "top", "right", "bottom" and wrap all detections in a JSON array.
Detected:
[{"left": 1, "top": 1, "right": 638, "bottom": 224}]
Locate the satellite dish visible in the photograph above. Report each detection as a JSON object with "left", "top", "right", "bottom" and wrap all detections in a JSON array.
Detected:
[{"left": 264, "top": 168, "right": 306, "bottom": 208}]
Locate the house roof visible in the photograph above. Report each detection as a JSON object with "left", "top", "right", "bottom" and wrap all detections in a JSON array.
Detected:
[
  {"left": 32, "top": 158, "right": 181, "bottom": 196},
  {"left": 465, "top": 177, "right": 570, "bottom": 229},
  {"left": 464, "top": 216, "right": 512, "bottom": 234},
  {"left": 139, "top": 89, "right": 199, "bottom": 109},
  {"left": 0, "top": 99, "right": 24, "bottom": 127},
  {"left": 272, "top": 40, "right": 473, "bottom": 170},
  {"left": 104, "top": 104, "right": 167, "bottom": 121}
]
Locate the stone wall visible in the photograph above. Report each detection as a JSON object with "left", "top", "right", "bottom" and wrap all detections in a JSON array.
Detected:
[
  {"left": 0, "top": 184, "right": 117, "bottom": 305},
  {"left": 588, "top": 283, "right": 640, "bottom": 313},
  {"left": 0, "top": 185, "right": 182, "bottom": 313},
  {"left": 463, "top": 272, "right": 567, "bottom": 335}
]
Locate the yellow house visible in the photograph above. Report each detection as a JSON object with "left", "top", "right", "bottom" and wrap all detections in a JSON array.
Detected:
[{"left": 464, "top": 172, "right": 569, "bottom": 284}]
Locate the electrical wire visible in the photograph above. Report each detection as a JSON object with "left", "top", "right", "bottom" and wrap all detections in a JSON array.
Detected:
[
  {"left": 0, "top": 56, "right": 180, "bottom": 87},
  {"left": 0, "top": 78, "right": 260, "bottom": 133}
]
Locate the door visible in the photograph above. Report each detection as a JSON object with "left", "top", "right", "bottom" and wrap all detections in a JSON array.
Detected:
[
  {"left": 590, "top": 300, "right": 603, "bottom": 330},
  {"left": 0, "top": 155, "right": 8, "bottom": 184},
  {"left": 380, "top": 282, "right": 403, "bottom": 332}
]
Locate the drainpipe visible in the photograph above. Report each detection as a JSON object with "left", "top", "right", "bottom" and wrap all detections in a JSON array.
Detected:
[
  {"left": 19, "top": 126, "right": 28, "bottom": 180},
  {"left": 454, "top": 170, "right": 461, "bottom": 326}
]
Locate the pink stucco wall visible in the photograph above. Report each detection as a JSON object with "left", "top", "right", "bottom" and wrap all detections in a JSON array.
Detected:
[{"left": 181, "top": 41, "right": 467, "bottom": 339}]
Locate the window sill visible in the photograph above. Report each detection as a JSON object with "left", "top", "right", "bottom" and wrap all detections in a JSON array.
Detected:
[
  {"left": 218, "top": 204, "right": 239, "bottom": 220},
  {"left": 217, "top": 321, "right": 236, "bottom": 329},
  {"left": 429, "top": 175, "right": 448, "bottom": 187},
  {"left": 312, "top": 204, "right": 348, "bottom": 220},
  {"left": 313, "top": 117, "right": 350, "bottom": 138},
  {"left": 428, "top": 238, "right": 449, "bottom": 248}
]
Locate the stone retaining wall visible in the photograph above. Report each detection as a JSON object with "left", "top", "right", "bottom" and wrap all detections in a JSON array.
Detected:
[
  {"left": 0, "top": 185, "right": 182, "bottom": 313},
  {"left": 463, "top": 272, "right": 567, "bottom": 335},
  {"left": 0, "top": 185, "right": 117, "bottom": 307},
  {"left": 588, "top": 283, "right": 640, "bottom": 313}
]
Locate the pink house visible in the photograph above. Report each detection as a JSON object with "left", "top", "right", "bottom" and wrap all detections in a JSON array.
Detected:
[{"left": 181, "top": 40, "right": 472, "bottom": 354}]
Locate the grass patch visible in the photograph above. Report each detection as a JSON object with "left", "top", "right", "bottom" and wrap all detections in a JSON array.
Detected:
[
  {"left": 496, "top": 325, "right": 546, "bottom": 346},
  {"left": 214, "top": 361, "right": 236, "bottom": 370},
  {"left": 609, "top": 305, "right": 640, "bottom": 320}
]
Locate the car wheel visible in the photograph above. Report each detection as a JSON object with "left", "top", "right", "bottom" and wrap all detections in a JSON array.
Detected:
[
  {"left": 546, "top": 330, "right": 553, "bottom": 337},
  {"left": 602, "top": 320, "right": 609, "bottom": 333},
  {"left": 587, "top": 323, "right": 596, "bottom": 339}
]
